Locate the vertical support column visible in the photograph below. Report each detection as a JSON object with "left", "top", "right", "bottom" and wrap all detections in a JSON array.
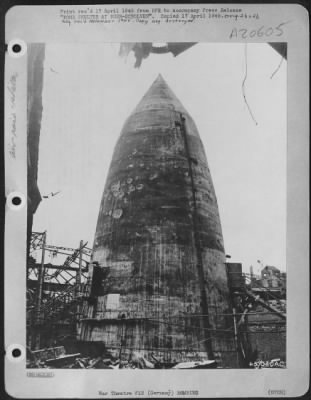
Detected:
[
  {"left": 250, "top": 265, "right": 254, "bottom": 287},
  {"left": 76, "top": 240, "right": 84, "bottom": 292},
  {"left": 232, "top": 307, "right": 240, "bottom": 365},
  {"left": 34, "top": 230, "right": 46, "bottom": 349},
  {"left": 75, "top": 240, "right": 84, "bottom": 338},
  {"left": 27, "top": 44, "right": 45, "bottom": 257}
]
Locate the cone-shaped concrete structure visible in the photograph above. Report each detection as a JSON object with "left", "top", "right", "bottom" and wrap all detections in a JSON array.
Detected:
[
  {"left": 133, "top": 74, "right": 188, "bottom": 114},
  {"left": 81, "top": 75, "right": 238, "bottom": 367}
]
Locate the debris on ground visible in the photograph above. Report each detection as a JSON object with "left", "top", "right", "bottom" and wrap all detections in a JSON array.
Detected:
[
  {"left": 172, "top": 360, "right": 217, "bottom": 369},
  {"left": 45, "top": 353, "right": 81, "bottom": 367},
  {"left": 130, "top": 351, "right": 155, "bottom": 369},
  {"left": 26, "top": 346, "right": 214, "bottom": 369}
]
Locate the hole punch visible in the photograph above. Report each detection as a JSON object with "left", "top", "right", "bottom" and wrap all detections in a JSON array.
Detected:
[
  {"left": 6, "top": 344, "right": 25, "bottom": 362},
  {"left": 12, "top": 196, "right": 22, "bottom": 206},
  {"left": 12, "top": 348, "right": 21, "bottom": 358},
  {"left": 7, "top": 39, "right": 27, "bottom": 58},
  {"left": 6, "top": 191, "right": 25, "bottom": 211},
  {"left": 12, "top": 43, "right": 21, "bottom": 53}
]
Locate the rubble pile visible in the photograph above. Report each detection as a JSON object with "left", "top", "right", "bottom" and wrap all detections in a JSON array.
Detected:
[
  {"left": 27, "top": 347, "right": 216, "bottom": 369},
  {"left": 27, "top": 348, "right": 157, "bottom": 369}
]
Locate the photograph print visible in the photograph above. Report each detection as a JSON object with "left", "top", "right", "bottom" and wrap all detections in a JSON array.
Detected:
[{"left": 26, "top": 42, "right": 287, "bottom": 369}]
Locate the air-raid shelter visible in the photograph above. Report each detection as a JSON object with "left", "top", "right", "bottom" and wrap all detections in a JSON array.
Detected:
[{"left": 80, "top": 75, "right": 239, "bottom": 368}]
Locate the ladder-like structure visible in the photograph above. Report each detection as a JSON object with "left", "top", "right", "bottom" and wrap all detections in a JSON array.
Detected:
[{"left": 27, "top": 232, "right": 91, "bottom": 349}]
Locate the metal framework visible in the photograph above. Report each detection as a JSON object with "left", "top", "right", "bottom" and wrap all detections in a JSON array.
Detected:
[
  {"left": 27, "top": 231, "right": 91, "bottom": 349},
  {"left": 27, "top": 232, "right": 286, "bottom": 366}
]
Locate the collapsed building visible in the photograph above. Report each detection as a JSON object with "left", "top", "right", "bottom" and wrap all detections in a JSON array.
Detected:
[{"left": 79, "top": 75, "right": 239, "bottom": 367}]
